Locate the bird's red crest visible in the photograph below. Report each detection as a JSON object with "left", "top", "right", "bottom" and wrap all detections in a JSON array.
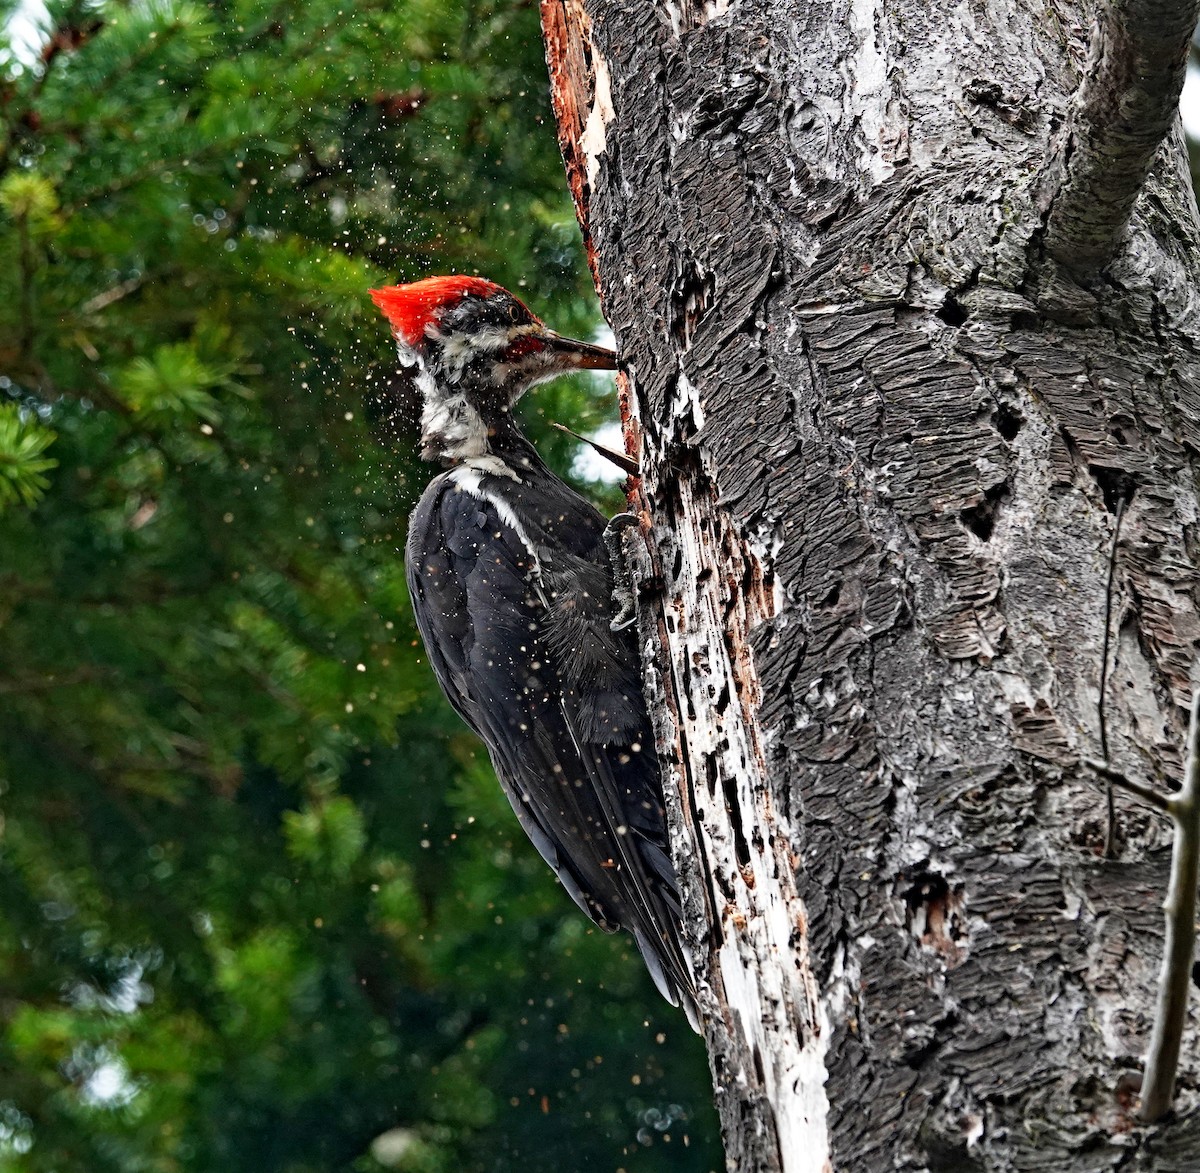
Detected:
[{"left": 369, "top": 276, "right": 504, "bottom": 346}]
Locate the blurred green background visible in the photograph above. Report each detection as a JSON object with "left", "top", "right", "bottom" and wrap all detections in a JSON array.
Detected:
[{"left": 0, "top": 1, "right": 719, "bottom": 1169}]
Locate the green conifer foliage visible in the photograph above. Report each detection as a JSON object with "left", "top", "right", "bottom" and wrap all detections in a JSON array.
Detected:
[{"left": 0, "top": 2, "right": 718, "bottom": 1169}]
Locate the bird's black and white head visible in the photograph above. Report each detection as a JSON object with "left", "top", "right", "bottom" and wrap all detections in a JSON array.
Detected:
[{"left": 370, "top": 276, "right": 616, "bottom": 465}]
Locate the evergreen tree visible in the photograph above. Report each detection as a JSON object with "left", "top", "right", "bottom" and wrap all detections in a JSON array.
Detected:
[{"left": 0, "top": 2, "right": 719, "bottom": 1169}]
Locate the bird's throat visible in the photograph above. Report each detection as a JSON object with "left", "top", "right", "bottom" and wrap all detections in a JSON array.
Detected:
[
  {"left": 419, "top": 386, "right": 490, "bottom": 464},
  {"left": 418, "top": 379, "right": 530, "bottom": 470}
]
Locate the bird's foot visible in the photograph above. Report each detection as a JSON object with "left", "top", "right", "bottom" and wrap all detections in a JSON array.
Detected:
[{"left": 604, "top": 513, "right": 642, "bottom": 631}]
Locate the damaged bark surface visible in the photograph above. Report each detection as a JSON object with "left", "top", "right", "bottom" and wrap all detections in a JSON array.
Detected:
[{"left": 542, "top": 1, "right": 1200, "bottom": 1169}]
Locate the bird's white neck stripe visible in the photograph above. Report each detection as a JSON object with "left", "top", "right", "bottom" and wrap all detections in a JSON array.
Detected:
[
  {"left": 461, "top": 454, "right": 521, "bottom": 482},
  {"left": 449, "top": 465, "right": 546, "bottom": 582}
]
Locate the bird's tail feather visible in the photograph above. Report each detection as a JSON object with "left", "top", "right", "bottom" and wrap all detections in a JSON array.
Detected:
[{"left": 633, "top": 924, "right": 702, "bottom": 1034}]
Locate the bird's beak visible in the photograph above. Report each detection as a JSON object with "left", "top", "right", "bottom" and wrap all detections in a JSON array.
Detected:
[{"left": 539, "top": 330, "right": 618, "bottom": 371}]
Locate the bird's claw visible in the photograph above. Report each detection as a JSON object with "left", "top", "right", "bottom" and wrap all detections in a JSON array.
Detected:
[{"left": 604, "top": 513, "right": 641, "bottom": 632}]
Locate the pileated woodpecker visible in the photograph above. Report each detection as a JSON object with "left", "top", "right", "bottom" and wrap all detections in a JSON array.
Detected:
[{"left": 370, "top": 276, "right": 697, "bottom": 1027}]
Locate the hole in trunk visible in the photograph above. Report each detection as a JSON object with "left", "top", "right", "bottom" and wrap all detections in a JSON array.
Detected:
[
  {"left": 1088, "top": 465, "right": 1136, "bottom": 514},
  {"left": 902, "top": 868, "right": 965, "bottom": 963},
  {"left": 991, "top": 403, "right": 1023, "bottom": 441},
  {"left": 937, "top": 295, "right": 968, "bottom": 327},
  {"left": 959, "top": 481, "right": 1008, "bottom": 542}
]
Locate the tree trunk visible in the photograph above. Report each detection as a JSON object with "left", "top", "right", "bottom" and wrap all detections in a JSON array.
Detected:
[{"left": 542, "top": 1, "right": 1200, "bottom": 1169}]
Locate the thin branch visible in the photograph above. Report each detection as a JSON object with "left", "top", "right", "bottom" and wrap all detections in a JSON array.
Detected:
[
  {"left": 80, "top": 275, "right": 144, "bottom": 315},
  {"left": 1038, "top": 0, "right": 1200, "bottom": 281},
  {"left": 1139, "top": 687, "right": 1200, "bottom": 1121},
  {"left": 1083, "top": 757, "right": 1172, "bottom": 814},
  {"left": 1084, "top": 682, "right": 1200, "bottom": 1121},
  {"left": 1100, "top": 495, "right": 1126, "bottom": 855}
]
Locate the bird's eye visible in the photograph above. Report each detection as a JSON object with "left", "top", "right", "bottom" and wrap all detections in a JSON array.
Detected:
[{"left": 507, "top": 303, "right": 521, "bottom": 323}]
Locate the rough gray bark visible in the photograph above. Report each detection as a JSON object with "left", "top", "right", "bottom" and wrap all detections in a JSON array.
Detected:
[{"left": 543, "top": 1, "right": 1200, "bottom": 1169}]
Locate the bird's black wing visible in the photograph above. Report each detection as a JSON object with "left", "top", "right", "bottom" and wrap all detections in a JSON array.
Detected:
[{"left": 405, "top": 471, "right": 695, "bottom": 1017}]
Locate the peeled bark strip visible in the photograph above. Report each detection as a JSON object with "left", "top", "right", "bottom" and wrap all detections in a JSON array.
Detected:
[{"left": 543, "top": 1, "right": 1200, "bottom": 1169}]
